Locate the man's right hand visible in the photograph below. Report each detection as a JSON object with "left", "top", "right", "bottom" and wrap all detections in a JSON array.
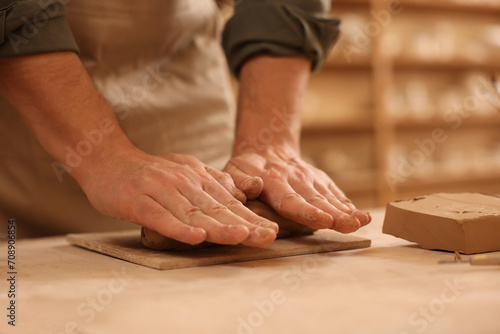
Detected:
[
  {"left": 80, "top": 150, "right": 278, "bottom": 247},
  {"left": 0, "top": 52, "right": 277, "bottom": 247}
]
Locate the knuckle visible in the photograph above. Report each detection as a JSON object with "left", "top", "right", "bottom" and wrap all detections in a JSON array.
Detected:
[
  {"left": 308, "top": 194, "right": 326, "bottom": 203},
  {"left": 316, "top": 169, "right": 332, "bottom": 182},
  {"left": 183, "top": 206, "right": 202, "bottom": 219},
  {"left": 178, "top": 153, "right": 200, "bottom": 166},
  {"left": 325, "top": 195, "right": 339, "bottom": 203},
  {"left": 282, "top": 192, "right": 302, "bottom": 202},
  {"left": 169, "top": 168, "right": 194, "bottom": 185},
  {"left": 148, "top": 208, "right": 168, "bottom": 223},
  {"left": 264, "top": 163, "right": 284, "bottom": 179},
  {"left": 142, "top": 163, "right": 166, "bottom": 176},
  {"left": 224, "top": 200, "right": 242, "bottom": 211},
  {"left": 193, "top": 168, "right": 213, "bottom": 182},
  {"left": 220, "top": 171, "right": 234, "bottom": 183},
  {"left": 200, "top": 180, "right": 222, "bottom": 194},
  {"left": 291, "top": 169, "right": 308, "bottom": 182},
  {"left": 132, "top": 164, "right": 160, "bottom": 183},
  {"left": 210, "top": 203, "right": 229, "bottom": 215},
  {"left": 184, "top": 154, "right": 199, "bottom": 163},
  {"left": 333, "top": 188, "right": 348, "bottom": 200},
  {"left": 342, "top": 197, "right": 353, "bottom": 204},
  {"left": 214, "top": 171, "right": 233, "bottom": 186}
]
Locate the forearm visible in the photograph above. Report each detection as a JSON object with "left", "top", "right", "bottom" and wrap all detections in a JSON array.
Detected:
[
  {"left": 0, "top": 51, "right": 136, "bottom": 185},
  {"left": 233, "top": 55, "right": 311, "bottom": 156}
]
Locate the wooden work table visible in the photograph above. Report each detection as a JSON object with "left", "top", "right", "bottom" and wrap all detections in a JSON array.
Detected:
[{"left": 1, "top": 208, "right": 499, "bottom": 334}]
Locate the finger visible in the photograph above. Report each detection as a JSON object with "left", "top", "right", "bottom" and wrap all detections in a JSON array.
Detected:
[
  {"left": 191, "top": 184, "right": 277, "bottom": 248},
  {"left": 312, "top": 181, "right": 353, "bottom": 213},
  {"left": 203, "top": 182, "right": 280, "bottom": 233},
  {"left": 355, "top": 211, "right": 372, "bottom": 227},
  {"left": 259, "top": 178, "right": 333, "bottom": 229},
  {"left": 290, "top": 180, "right": 361, "bottom": 233},
  {"left": 132, "top": 195, "right": 207, "bottom": 245},
  {"left": 224, "top": 162, "right": 263, "bottom": 199},
  {"left": 325, "top": 183, "right": 372, "bottom": 227},
  {"left": 204, "top": 166, "right": 247, "bottom": 203},
  {"left": 315, "top": 172, "right": 372, "bottom": 227},
  {"left": 152, "top": 189, "right": 250, "bottom": 245}
]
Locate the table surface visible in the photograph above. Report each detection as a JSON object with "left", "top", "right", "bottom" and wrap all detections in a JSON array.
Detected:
[{"left": 1, "top": 208, "right": 499, "bottom": 334}]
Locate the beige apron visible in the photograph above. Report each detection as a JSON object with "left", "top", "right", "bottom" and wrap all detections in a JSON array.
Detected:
[{"left": 0, "top": 0, "right": 236, "bottom": 238}]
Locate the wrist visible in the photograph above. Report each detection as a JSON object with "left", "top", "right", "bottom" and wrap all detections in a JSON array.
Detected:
[
  {"left": 234, "top": 55, "right": 310, "bottom": 158},
  {"left": 62, "top": 129, "right": 140, "bottom": 188},
  {"left": 232, "top": 135, "right": 300, "bottom": 159}
]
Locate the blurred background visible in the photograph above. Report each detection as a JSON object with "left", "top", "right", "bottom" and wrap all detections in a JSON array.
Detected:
[{"left": 298, "top": 0, "right": 500, "bottom": 208}]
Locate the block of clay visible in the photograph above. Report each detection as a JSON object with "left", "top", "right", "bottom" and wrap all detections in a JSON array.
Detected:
[
  {"left": 383, "top": 193, "right": 500, "bottom": 254},
  {"left": 141, "top": 199, "right": 316, "bottom": 250}
]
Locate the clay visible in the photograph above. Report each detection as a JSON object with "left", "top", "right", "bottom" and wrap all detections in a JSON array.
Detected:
[
  {"left": 141, "top": 228, "right": 212, "bottom": 251},
  {"left": 141, "top": 199, "right": 316, "bottom": 250},
  {"left": 244, "top": 200, "right": 317, "bottom": 237},
  {"left": 383, "top": 193, "right": 500, "bottom": 254}
]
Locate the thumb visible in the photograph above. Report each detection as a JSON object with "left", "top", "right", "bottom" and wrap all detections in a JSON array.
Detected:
[{"left": 223, "top": 162, "right": 263, "bottom": 200}]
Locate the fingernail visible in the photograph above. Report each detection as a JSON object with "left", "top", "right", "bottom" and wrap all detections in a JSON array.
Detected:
[
  {"left": 364, "top": 211, "right": 372, "bottom": 224},
  {"left": 258, "top": 221, "right": 279, "bottom": 233},
  {"left": 303, "top": 209, "right": 332, "bottom": 228},
  {"left": 242, "top": 177, "right": 260, "bottom": 189},
  {"left": 335, "top": 215, "right": 361, "bottom": 232},
  {"left": 241, "top": 177, "right": 263, "bottom": 199},
  {"left": 255, "top": 227, "right": 274, "bottom": 238},
  {"left": 188, "top": 228, "right": 207, "bottom": 244},
  {"left": 352, "top": 210, "right": 371, "bottom": 226},
  {"left": 226, "top": 224, "right": 249, "bottom": 236}
]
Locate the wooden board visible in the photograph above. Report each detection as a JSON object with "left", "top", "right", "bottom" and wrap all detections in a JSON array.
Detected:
[{"left": 66, "top": 229, "right": 371, "bottom": 270}]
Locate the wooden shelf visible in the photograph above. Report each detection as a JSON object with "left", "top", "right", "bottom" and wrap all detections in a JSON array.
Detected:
[
  {"left": 394, "top": 115, "right": 500, "bottom": 130},
  {"left": 332, "top": 0, "right": 370, "bottom": 6},
  {"left": 325, "top": 55, "right": 500, "bottom": 71},
  {"left": 334, "top": 0, "right": 500, "bottom": 12},
  {"left": 373, "top": 0, "right": 500, "bottom": 13},
  {"left": 300, "top": 0, "right": 500, "bottom": 205},
  {"left": 302, "top": 122, "right": 374, "bottom": 133},
  {"left": 398, "top": 171, "right": 500, "bottom": 190},
  {"left": 392, "top": 60, "right": 500, "bottom": 71},
  {"left": 324, "top": 61, "right": 372, "bottom": 70}
]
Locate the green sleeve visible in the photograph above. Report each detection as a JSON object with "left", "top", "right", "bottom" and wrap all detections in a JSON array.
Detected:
[
  {"left": 222, "top": 0, "right": 340, "bottom": 78},
  {"left": 0, "top": 0, "right": 79, "bottom": 57}
]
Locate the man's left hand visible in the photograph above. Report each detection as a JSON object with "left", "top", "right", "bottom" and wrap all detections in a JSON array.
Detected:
[{"left": 224, "top": 146, "right": 371, "bottom": 234}]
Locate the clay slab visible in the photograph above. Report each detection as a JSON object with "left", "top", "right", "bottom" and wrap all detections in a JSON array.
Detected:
[{"left": 383, "top": 193, "right": 500, "bottom": 254}]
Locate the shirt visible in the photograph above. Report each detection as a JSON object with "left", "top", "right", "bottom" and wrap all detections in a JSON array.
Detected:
[{"left": 0, "top": 0, "right": 340, "bottom": 75}]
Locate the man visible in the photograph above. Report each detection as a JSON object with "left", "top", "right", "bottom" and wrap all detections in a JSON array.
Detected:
[{"left": 0, "top": 0, "right": 370, "bottom": 246}]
